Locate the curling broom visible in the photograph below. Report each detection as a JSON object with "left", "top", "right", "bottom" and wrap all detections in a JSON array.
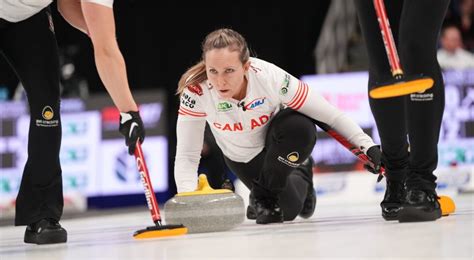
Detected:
[
  {"left": 133, "top": 141, "right": 188, "bottom": 239},
  {"left": 369, "top": 0, "right": 434, "bottom": 99}
]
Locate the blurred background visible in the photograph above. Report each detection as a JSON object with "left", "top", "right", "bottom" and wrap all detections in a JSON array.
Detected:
[{"left": 1, "top": 0, "right": 473, "bottom": 218}]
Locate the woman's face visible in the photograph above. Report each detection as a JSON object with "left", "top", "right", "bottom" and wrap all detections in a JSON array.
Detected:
[{"left": 205, "top": 48, "right": 249, "bottom": 100}]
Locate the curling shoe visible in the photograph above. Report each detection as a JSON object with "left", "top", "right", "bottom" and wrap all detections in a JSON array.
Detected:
[
  {"left": 380, "top": 180, "right": 405, "bottom": 221},
  {"left": 246, "top": 193, "right": 257, "bottom": 220},
  {"left": 24, "top": 218, "right": 67, "bottom": 245},
  {"left": 221, "top": 179, "right": 235, "bottom": 192},
  {"left": 297, "top": 157, "right": 317, "bottom": 219},
  {"left": 398, "top": 189, "right": 442, "bottom": 222},
  {"left": 255, "top": 197, "right": 284, "bottom": 224}
]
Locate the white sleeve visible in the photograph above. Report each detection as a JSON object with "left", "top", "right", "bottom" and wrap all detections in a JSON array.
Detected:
[
  {"left": 174, "top": 117, "right": 206, "bottom": 193},
  {"left": 262, "top": 58, "right": 376, "bottom": 153},
  {"left": 296, "top": 87, "right": 377, "bottom": 154}
]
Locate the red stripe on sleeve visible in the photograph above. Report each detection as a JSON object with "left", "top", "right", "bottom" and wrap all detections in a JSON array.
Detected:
[
  {"left": 287, "top": 81, "right": 304, "bottom": 108},
  {"left": 291, "top": 83, "right": 309, "bottom": 110},
  {"left": 178, "top": 107, "right": 206, "bottom": 117}
]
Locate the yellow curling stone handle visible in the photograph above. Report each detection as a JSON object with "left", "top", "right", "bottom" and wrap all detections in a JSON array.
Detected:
[{"left": 176, "top": 174, "right": 232, "bottom": 196}]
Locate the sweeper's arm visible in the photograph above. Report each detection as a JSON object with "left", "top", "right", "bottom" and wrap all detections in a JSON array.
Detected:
[
  {"left": 289, "top": 87, "right": 377, "bottom": 155},
  {"left": 264, "top": 60, "right": 379, "bottom": 157}
]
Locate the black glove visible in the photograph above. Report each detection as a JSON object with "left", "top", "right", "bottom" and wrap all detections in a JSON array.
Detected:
[
  {"left": 364, "top": 145, "right": 383, "bottom": 181},
  {"left": 119, "top": 111, "right": 145, "bottom": 155}
]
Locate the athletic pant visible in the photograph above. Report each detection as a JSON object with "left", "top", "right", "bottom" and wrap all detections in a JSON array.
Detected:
[
  {"left": 224, "top": 108, "right": 317, "bottom": 220},
  {"left": 0, "top": 7, "right": 63, "bottom": 225},
  {"left": 354, "top": 0, "right": 450, "bottom": 192}
]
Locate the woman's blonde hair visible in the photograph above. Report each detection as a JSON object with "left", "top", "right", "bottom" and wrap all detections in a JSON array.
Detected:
[{"left": 176, "top": 28, "right": 250, "bottom": 95}]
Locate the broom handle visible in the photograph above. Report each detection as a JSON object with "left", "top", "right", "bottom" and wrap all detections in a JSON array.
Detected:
[
  {"left": 373, "top": 0, "right": 403, "bottom": 78},
  {"left": 134, "top": 141, "right": 162, "bottom": 224},
  {"left": 313, "top": 120, "right": 386, "bottom": 176}
]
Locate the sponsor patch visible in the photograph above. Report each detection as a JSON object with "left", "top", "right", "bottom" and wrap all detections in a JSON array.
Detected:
[
  {"left": 277, "top": 151, "right": 300, "bottom": 167},
  {"left": 36, "top": 105, "right": 58, "bottom": 127},
  {"left": 217, "top": 102, "right": 233, "bottom": 112},
  {"left": 181, "top": 93, "right": 196, "bottom": 108},
  {"left": 243, "top": 97, "right": 266, "bottom": 111},
  {"left": 410, "top": 93, "right": 434, "bottom": 101}
]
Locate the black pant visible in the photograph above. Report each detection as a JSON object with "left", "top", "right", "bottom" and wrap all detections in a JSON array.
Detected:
[
  {"left": 0, "top": 7, "right": 63, "bottom": 225},
  {"left": 224, "top": 109, "right": 317, "bottom": 220},
  {"left": 354, "top": 0, "right": 450, "bottom": 191}
]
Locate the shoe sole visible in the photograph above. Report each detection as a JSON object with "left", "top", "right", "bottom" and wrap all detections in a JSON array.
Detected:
[
  {"left": 25, "top": 231, "right": 67, "bottom": 245},
  {"left": 256, "top": 216, "right": 284, "bottom": 224},
  {"left": 382, "top": 214, "right": 398, "bottom": 221},
  {"left": 398, "top": 206, "right": 442, "bottom": 222},
  {"left": 381, "top": 207, "right": 400, "bottom": 221}
]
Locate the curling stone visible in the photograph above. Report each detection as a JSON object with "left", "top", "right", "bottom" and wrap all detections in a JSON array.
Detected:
[{"left": 163, "top": 174, "right": 245, "bottom": 233}]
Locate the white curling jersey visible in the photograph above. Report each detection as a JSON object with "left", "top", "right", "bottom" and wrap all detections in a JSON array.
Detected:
[
  {"left": 175, "top": 57, "right": 376, "bottom": 192},
  {"left": 0, "top": 0, "right": 52, "bottom": 22}
]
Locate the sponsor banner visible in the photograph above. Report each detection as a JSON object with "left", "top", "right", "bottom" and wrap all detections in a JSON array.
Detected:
[
  {"left": 0, "top": 168, "right": 21, "bottom": 196},
  {"left": 0, "top": 91, "right": 169, "bottom": 207},
  {"left": 97, "top": 136, "right": 168, "bottom": 196},
  {"left": 0, "top": 166, "right": 88, "bottom": 219},
  {"left": 0, "top": 191, "right": 87, "bottom": 220},
  {"left": 438, "top": 139, "right": 474, "bottom": 166},
  {"left": 86, "top": 90, "right": 168, "bottom": 138},
  {"left": 301, "top": 72, "right": 374, "bottom": 127},
  {"left": 301, "top": 69, "right": 474, "bottom": 172}
]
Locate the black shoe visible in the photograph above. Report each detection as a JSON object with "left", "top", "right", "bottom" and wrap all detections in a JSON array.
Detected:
[
  {"left": 247, "top": 193, "right": 257, "bottom": 220},
  {"left": 398, "top": 189, "right": 442, "bottom": 222},
  {"left": 221, "top": 179, "right": 235, "bottom": 192},
  {"left": 24, "top": 218, "right": 67, "bottom": 245},
  {"left": 297, "top": 157, "right": 317, "bottom": 219},
  {"left": 380, "top": 180, "right": 405, "bottom": 221},
  {"left": 299, "top": 189, "right": 316, "bottom": 219},
  {"left": 254, "top": 197, "right": 284, "bottom": 224}
]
